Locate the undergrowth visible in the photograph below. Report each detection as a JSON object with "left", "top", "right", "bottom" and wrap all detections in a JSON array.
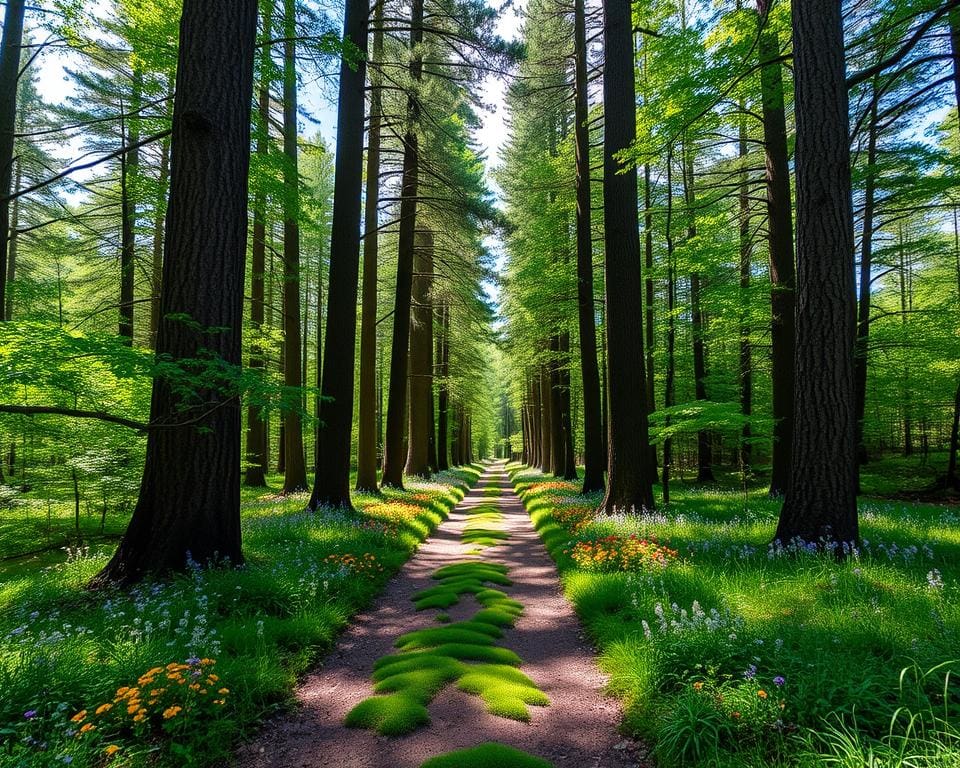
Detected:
[
  {"left": 0, "top": 466, "right": 481, "bottom": 767},
  {"left": 509, "top": 463, "right": 960, "bottom": 768}
]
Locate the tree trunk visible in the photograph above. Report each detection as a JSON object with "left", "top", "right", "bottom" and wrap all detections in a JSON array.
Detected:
[
  {"left": 643, "top": 163, "right": 659, "bottom": 482},
  {"left": 91, "top": 0, "right": 258, "bottom": 586},
  {"left": 529, "top": 374, "right": 541, "bottom": 468},
  {"left": 663, "top": 148, "right": 677, "bottom": 505},
  {"left": 683, "top": 144, "right": 714, "bottom": 483},
  {"left": 854, "top": 97, "right": 878, "bottom": 467},
  {"left": 356, "top": 0, "right": 383, "bottom": 493},
  {"left": 280, "top": 0, "right": 307, "bottom": 493},
  {"left": 774, "top": 0, "right": 858, "bottom": 550},
  {"left": 150, "top": 125, "right": 171, "bottom": 348},
  {"left": 738, "top": 114, "right": 752, "bottom": 471},
  {"left": 947, "top": 382, "right": 960, "bottom": 489},
  {"left": 758, "top": 9, "right": 796, "bottom": 497},
  {"left": 559, "top": 331, "right": 577, "bottom": 478},
  {"left": 405, "top": 229, "right": 433, "bottom": 477},
  {"left": 0, "top": 0, "right": 25, "bottom": 321},
  {"left": 573, "top": 0, "right": 604, "bottom": 493},
  {"left": 244, "top": 2, "right": 273, "bottom": 488},
  {"left": 309, "top": 0, "right": 369, "bottom": 509},
  {"left": 119, "top": 75, "right": 141, "bottom": 343},
  {"left": 436, "top": 302, "right": 449, "bottom": 471},
  {"left": 599, "top": 0, "right": 654, "bottom": 514},
  {"left": 381, "top": 0, "right": 424, "bottom": 489},
  {"left": 539, "top": 361, "right": 552, "bottom": 473}
]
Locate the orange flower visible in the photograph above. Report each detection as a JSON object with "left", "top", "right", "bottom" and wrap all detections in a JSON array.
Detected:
[
  {"left": 95, "top": 703, "right": 113, "bottom": 715},
  {"left": 79, "top": 723, "right": 96, "bottom": 734},
  {"left": 70, "top": 710, "right": 87, "bottom": 723},
  {"left": 693, "top": 682, "right": 704, "bottom": 691},
  {"left": 757, "top": 690, "right": 768, "bottom": 699},
  {"left": 104, "top": 745, "right": 121, "bottom": 756},
  {"left": 217, "top": 687, "right": 230, "bottom": 695},
  {"left": 162, "top": 706, "right": 182, "bottom": 719}
]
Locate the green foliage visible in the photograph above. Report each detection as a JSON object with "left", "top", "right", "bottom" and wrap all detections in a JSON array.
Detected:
[
  {"left": 512, "top": 466, "right": 960, "bottom": 767},
  {"left": 0, "top": 470, "right": 476, "bottom": 766}
]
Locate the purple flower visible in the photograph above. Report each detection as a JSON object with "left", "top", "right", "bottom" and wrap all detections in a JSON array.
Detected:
[
  {"left": 23, "top": 710, "right": 37, "bottom": 719},
  {"left": 743, "top": 664, "right": 757, "bottom": 680},
  {"left": 186, "top": 656, "right": 201, "bottom": 665},
  {"left": 773, "top": 676, "right": 786, "bottom": 687}
]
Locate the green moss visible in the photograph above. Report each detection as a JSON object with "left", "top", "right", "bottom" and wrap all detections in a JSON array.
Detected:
[
  {"left": 462, "top": 528, "right": 510, "bottom": 547},
  {"left": 420, "top": 743, "right": 554, "bottom": 768},
  {"left": 344, "top": 692, "right": 430, "bottom": 736},
  {"left": 435, "top": 612, "right": 451, "bottom": 623},
  {"left": 456, "top": 664, "right": 550, "bottom": 720},
  {"left": 394, "top": 624, "right": 499, "bottom": 651}
]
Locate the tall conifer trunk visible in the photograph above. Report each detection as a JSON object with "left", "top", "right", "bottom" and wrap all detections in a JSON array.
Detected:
[
  {"left": 309, "top": 0, "right": 369, "bottom": 509},
  {"left": 280, "top": 0, "right": 307, "bottom": 493},
  {"left": 758, "top": 7, "right": 795, "bottom": 497},
  {"left": 0, "top": 0, "right": 25, "bottom": 320},
  {"left": 92, "top": 0, "right": 258, "bottom": 585},
  {"left": 599, "top": 0, "right": 654, "bottom": 514},
  {"left": 356, "top": 0, "right": 384, "bottom": 492},
  {"left": 573, "top": 0, "right": 603, "bottom": 492},
  {"left": 405, "top": 229, "right": 433, "bottom": 477},
  {"left": 381, "top": 0, "right": 424, "bottom": 489},
  {"left": 774, "top": 0, "right": 858, "bottom": 549}
]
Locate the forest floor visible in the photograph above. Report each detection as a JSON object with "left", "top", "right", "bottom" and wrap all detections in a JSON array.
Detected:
[{"left": 238, "top": 462, "right": 644, "bottom": 768}]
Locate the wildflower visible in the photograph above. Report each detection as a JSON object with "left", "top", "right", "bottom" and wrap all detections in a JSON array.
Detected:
[
  {"left": 162, "top": 706, "right": 182, "bottom": 719},
  {"left": 104, "top": 745, "right": 121, "bottom": 756},
  {"left": 773, "top": 676, "right": 786, "bottom": 687},
  {"left": 133, "top": 713, "right": 147, "bottom": 723},
  {"left": 743, "top": 665, "right": 757, "bottom": 680},
  {"left": 95, "top": 703, "right": 112, "bottom": 715},
  {"left": 693, "top": 682, "right": 704, "bottom": 691},
  {"left": 70, "top": 710, "right": 87, "bottom": 723},
  {"left": 927, "top": 569, "right": 944, "bottom": 589},
  {"left": 126, "top": 703, "right": 140, "bottom": 715},
  {"left": 23, "top": 710, "right": 36, "bottom": 719},
  {"left": 79, "top": 723, "right": 96, "bottom": 734},
  {"left": 731, "top": 711, "right": 741, "bottom": 719},
  {"left": 757, "top": 690, "right": 768, "bottom": 699},
  {"left": 218, "top": 688, "right": 229, "bottom": 695}
]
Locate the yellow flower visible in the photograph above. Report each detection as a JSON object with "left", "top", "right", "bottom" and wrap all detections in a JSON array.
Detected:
[
  {"left": 79, "top": 723, "right": 96, "bottom": 734},
  {"left": 757, "top": 690, "right": 768, "bottom": 699},
  {"left": 133, "top": 713, "right": 147, "bottom": 723},
  {"left": 199, "top": 689, "right": 207, "bottom": 695},
  {"left": 162, "top": 706, "right": 182, "bottom": 720},
  {"left": 116, "top": 687, "right": 130, "bottom": 697},
  {"left": 95, "top": 703, "right": 113, "bottom": 715},
  {"left": 189, "top": 683, "right": 200, "bottom": 691},
  {"left": 693, "top": 682, "right": 704, "bottom": 691},
  {"left": 200, "top": 658, "right": 215, "bottom": 666},
  {"left": 127, "top": 703, "right": 140, "bottom": 715},
  {"left": 70, "top": 710, "right": 87, "bottom": 723},
  {"left": 217, "top": 688, "right": 230, "bottom": 695},
  {"left": 104, "top": 745, "right": 121, "bottom": 756},
  {"left": 207, "top": 674, "right": 219, "bottom": 683}
]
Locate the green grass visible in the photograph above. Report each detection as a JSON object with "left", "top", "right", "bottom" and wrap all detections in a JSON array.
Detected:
[
  {"left": 0, "top": 466, "right": 482, "bottom": 767},
  {"left": 419, "top": 742, "right": 555, "bottom": 768},
  {"left": 508, "top": 463, "right": 960, "bottom": 768}
]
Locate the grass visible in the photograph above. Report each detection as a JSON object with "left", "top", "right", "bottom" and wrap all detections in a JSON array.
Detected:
[
  {"left": 0, "top": 465, "right": 481, "bottom": 767},
  {"left": 509, "top": 462, "right": 960, "bottom": 768},
  {"left": 346, "top": 481, "right": 549, "bottom": 736},
  {"left": 419, "top": 742, "right": 555, "bottom": 768}
]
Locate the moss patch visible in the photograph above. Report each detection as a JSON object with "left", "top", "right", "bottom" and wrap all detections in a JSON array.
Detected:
[{"left": 420, "top": 743, "right": 554, "bottom": 768}]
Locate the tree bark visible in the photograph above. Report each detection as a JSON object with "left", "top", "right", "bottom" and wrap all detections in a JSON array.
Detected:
[
  {"left": 436, "top": 302, "right": 449, "bottom": 471},
  {"left": 356, "top": 0, "right": 383, "bottom": 493},
  {"left": 92, "top": 0, "right": 258, "bottom": 585},
  {"left": 5, "top": 158, "right": 19, "bottom": 320},
  {"left": 381, "top": 0, "right": 424, "bottom": 489},
  {"left": 738, "top": 113, "right": 752, "bottom": 471},
  {"left": 758, "top": 9, "right": 795, "bottom": 497},
  {"left": 573, "top": 0, "right": 604, "bottom": 493},
  {"left": 150, "top": 125, "right": 171, "bottom": 348},
  {"left": 599, "top": 0, "right": 654, "bottom": 513},
  {"left": 0, "top": 0, "right": 25, "bottom": 321},
  {"left": 280, "top": 0, "right": 307, "bottom": 493},
  {"left": 774, "top": 0, "right": 858, "bottom": 549},
  {"left": 244, "top": 1, "right": 273, "bottom": 488},
  {"left": 663, "top": 148, "right": 677, "bottom": 505},
  {"left": 119, "top": 74, "right": 142, "bottom": 343},
  {"left": 309, "top": 0, "right": 369, "bottom": 509},
  {"left": 854, "top": 97, "right": 878, "bottom": 467},
  {"left": 539, "top": 361, "right": 552, "bottom": 473},
  {"left": 405, "top": 229, "right": 433, "bottom": 477}
]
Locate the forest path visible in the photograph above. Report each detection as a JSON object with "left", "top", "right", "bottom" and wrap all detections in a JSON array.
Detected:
[{"left": 237, "top": 462, "right": 636, "bottom": 768}]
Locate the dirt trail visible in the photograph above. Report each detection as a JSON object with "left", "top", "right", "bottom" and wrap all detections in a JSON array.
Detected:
[{"left": 238, "top": 462, "right": 637, "bottom": 768}]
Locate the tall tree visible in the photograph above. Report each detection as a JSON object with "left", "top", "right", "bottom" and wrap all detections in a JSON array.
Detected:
[
  {"left": 598, "top": 0, "right": 654, "bottom": 514},
  {"left": 0, "top": 0, "right": 26, "bottom": 321},
  {"left": 281, "top": 0, "right": 307, "bottom": 493},
  {"left": 356, "top": 0, "right": 384, "bottom": 493},
  {"left": 381, "top": 0, "right": 425, "bottom": 489},
  {"left": 92, "top": 0, "right": 258, "bottom": 585},
  {"left": 405, "top": 229, "right": 434, "bottom": 477},
  {"left": 308, "top": 0, "right": 368, "bottom": 509},
  {"left": 774, "top": 0, "right": 858, "bottom": 548},
  {"left": 244, "top": 0, "right": 274, "bottom": 487},
  {"left": 757, "top": 2, "right": 795, "bottom": 497}
]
